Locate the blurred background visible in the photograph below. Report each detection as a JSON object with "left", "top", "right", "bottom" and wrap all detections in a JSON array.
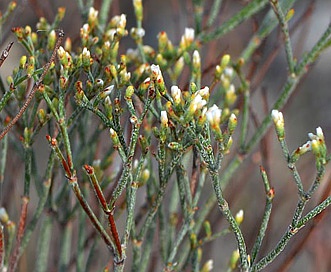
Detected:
[{"left": 0, "top": 0, "right": 331, "bottom": 271}]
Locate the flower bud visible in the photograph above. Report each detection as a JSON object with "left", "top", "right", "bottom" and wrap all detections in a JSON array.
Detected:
[
  {"left": 47, "top": 30, "right": 56, "bottom": 50},
  {"left": 125, "top": 85, "right": 135, "bottom": 100},
  {"left": 82, "top": 47, "right": 91, "bottom": 68},
  {"left": 171, "top": 85, "right": 182, "bottom": 105},
  {"left": 133, "top": 0, "right": 143, "bottom": 22},
  {"left": 179, "top": 28, "right": 194, "bottom": 50},
  {"left": 229, "top": 249, "right": 240, "bottom": 269},
  {"left": 160, "top": 111, "right": 168, "bottom": 128},
  {"left": 0, "top": 207, "right": 9, "bottom": 223},
  {"left": 235, "top": 209, "right": 244, "bottom": 225},
  {"left": 38, "top": 109, "right": 47, "bottom": 124},
  {"left": 19, "top": 55, "right": 27, "bottom": 69},
  {"left": 201, "top": 260, "right": 213, "bottom": 272},
  {"left": 203, "top": 221, "right": 212, "bottom": 238},
  {"left": 88, "top": 7, "right": 99, "bottom": 29},
  {"left": 221, "top": 54, "right": 231, "bottom": 68},
  {"left": 141, "top": 169, "right": 150, "bottom": 183},
  {"left": 228, "top": 113, "right": 237, "bottom": 135},
  {"left": 168, "top": 142, "right": 182, "bottom": 150},
  {"left": 150, "top": 64, "right": 166, "bottom": 95},
  {"left": 172, "top": 56, "right": 184, "bottom": 80},
  {"left": 157, "top": 31, "right": 168, "bottom": 52},
  {"left": 192, "top": 50, "right": 201, "bottom": 73},
  {"left": 271, "top": 109, "right": 285, "bottom": 140},
  {"left": 109, "top": 128, "right": 120, "bottom": 147}
]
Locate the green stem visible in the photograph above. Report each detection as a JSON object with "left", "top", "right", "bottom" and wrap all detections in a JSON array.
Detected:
[
  {"left": 23, "top": 146, "right": 32, "bottom": 197},
  {"left": 206, "top": 0, "right": 223, "bottom": 27},
  {"left": 35, "top": 215, "right": 52, "bottom": 272},
  {"left": 269, "top": 0, "right": 295, "bottom": 74},
  {"left": 210, "top": 169, "right": 248, "bottom": 269},
  {"left": 199, "top": 0, "right": 269, "bottom": 43},
  {"left": 251, "top": 167, "right": 273, "bottom": 263},
  {"left": 99, "top": 0, "right": 113, "bottom": 30},
  {"left": 240, "top": 0, "right": 296, "bottom": 61},
  {"left": 59, "top": 222, "right": 72, "bottom": 272}
]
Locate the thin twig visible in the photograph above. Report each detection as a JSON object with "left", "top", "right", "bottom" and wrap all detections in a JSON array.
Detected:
[
  {"left": 8, "top": 197, "right": 29, "bottom": 272},
  {"left": 0, "top": 30, "right": 64, "bottom": 141},
  {"left": 0, "top": 42, "right": 14, "bottom": 68}
]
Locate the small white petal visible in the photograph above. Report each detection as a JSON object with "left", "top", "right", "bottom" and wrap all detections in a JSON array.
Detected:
[{"left": 160, "top": 111, "right": 168, "bottom": 126}]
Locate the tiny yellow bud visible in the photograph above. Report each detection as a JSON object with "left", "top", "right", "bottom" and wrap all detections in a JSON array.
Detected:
[
  {"left": 271, "top": 109, "right": 285, "bottom": 140},
  {"left": 82, "top": 47, "right": 91, "bottom": 68},
  {"left": 125, "top": 85, "right": 135, "bottom": 100},
  {"left": 0, "top": 208, "right": 9, "bottom": 223},
  {"left": 133, "top": 0, "right": 143, "bottom": 22},
  {"left": 19, "top": 55, "right": 27, "bottom": 69},
  {"left": 285, "top": 8, "right": 295, "bottom": 22},
  {"left": 221, "top": 54, "right": 231, "bottom": 67},
  {"left": 8, "top": 1, "right": 17, "bottom": 11},
  {"left": 47, "top": 30, "right": 56, "bottom": 50},
  {"left": 235, "top": 209, "right": 244, "bottom": 225},
  {"left": 141, "top": 169, "right": 150, "bottom": 183},
  {"left": 64, "top": 37, "right": 72, "bottom": 52},
  {"left": 201, "top": 260, "right": 213, "bottom": 272},
  {"left": 229, "top": 249, "right": 240, "bottom": 269}
]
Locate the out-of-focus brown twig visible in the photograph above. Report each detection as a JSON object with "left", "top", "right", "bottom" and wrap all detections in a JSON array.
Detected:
[{"left": 8, "top": 196, "right": 29, "bottom": 272}]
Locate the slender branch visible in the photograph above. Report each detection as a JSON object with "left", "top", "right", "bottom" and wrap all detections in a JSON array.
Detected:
[
  {"left": 0, "top": 30, "right": 64, "bottom": 141},
  {"left": 0, "top": 42, "right": 14, "bottom": 68}
]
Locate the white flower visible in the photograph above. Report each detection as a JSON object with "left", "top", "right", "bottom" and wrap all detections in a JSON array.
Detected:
[
  {"left": 104, "top": 41, "right": 110, "bottom": 49},
  {"left": 0, "top": 207, "right": 8, "bottom": 222},
  {"left": 96, "top": 79, "right": 104, "bottom": 87},
  {"left": 184, "top": 28, "right": 194, "bottom": 42},
  {"left": 57, "top": 46, "right": 66, "bottom": 58},
  {"left": 308, "top": 127, "right": 325, "bottom": 154},
  {"left": 206, "top": 104, "right": 222, "bottom": 128},
  {"left": 235, "top": 209, "right": 244, "bottom": 224},
  {"left": 316, "top": 127, "right": 324, "bottom": 140},
  {"left": 143, "top": 77, "right": 151, "bottom": 84},
  {"left": 88, "top": 7, "right": 98, "bottom": 21},
  {"left": 131, "top": 27, "right": 145, "bottom": 38},
  {"left": 224, "top": 67, "right": 234, "bottom": 77},
  {"left": 271, "top": 109, "right": 284, "bottom": 128},
  {"left": 298, "top": 141, "right": 312, "bottom": 154},
  {"left": 103, "top": 85, "right": 114, "bottom": 96},
  {"left": 150, "top": 64, "right": 163, "bottom": 82},
  {"left": 180, "top": 28, "right": 195, "bottom": 49},
  {"left": 104, "top": 96, "right": 112, "bottom": 106},
  {"left": 118, "top": 14, "right": 127, "bottom": 28},
  {"left": 192, "top": 50, "right": 200, "bottom": 68},
  {"left": 82, "top": 24, "right": 90, "bottom": 34},
  {"left": 202, "top": 260, "right": 213, "bottom": 271},
  {"left": 126, "top": 48, "right": 140, "bottom": 60},
  {"left": 191, "top": 94, "right": 207, "bottom": 112},
  {"left": 109, "top": 128, "right": 117, "bottom": 137},
  {"left": 171, "top": 85, "right": 182, "bottom": 104},
  {"left": 196, "top": 86, "right": 210, "bottom": 100},
  {"left": 160, "top": 111, "right": 168, "bottom": 127},
  {"left": 82, "top": 47, "right": 90, "bottom": 58}
]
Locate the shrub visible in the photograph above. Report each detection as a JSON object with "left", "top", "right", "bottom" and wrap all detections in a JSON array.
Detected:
[{"left": 0, "top": 0, "right": 331, "bottom": 271}]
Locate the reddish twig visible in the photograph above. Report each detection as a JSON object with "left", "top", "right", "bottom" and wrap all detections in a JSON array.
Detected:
[
  {"left": 8, "top": 196, "right": 29, "bottom": 272},
  {"left": 0, "top": 224, "right": 4, "bottom": 268},
  {"left": 108, "top": 211, "right": 123, "bottom": 261}
]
